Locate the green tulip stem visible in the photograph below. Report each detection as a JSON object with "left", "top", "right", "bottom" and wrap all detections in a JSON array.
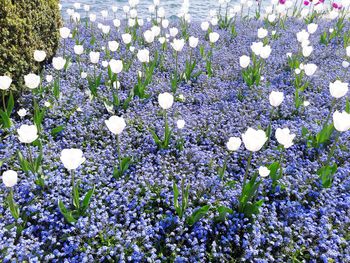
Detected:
[
  {"left": 2, "top": 91, "right": 6, "bottom": 112},
  {"left": 116, "top": 134, "right": 122, "bottom": 170},
  {"left": 242, "top": 151, "right": 253, "bottom": 188},
  {"left": 26, "top": 144, "right": 33, "bottom": 165},
  {"left": 325, "top": 132, "right": 340, "bottom": 165},
  {"left": 322, "top": 98, "right": 336, "bottom": 129}
]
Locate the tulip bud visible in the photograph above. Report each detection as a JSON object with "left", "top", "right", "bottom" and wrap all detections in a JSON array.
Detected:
[
  {"left": 24, "top": 73, "right": 40, "bottom": 89},
  {"left": 189, "top": 36, "right": 199, "bottom": 48},
  {"left": 176, "top": 119, "right": 185, "bottom": 129},
  {"left": 209, "top": 32, "right": 220, "bottom": 43},
  {"left": 329, "top": 80, "right": 348, "bottom": 99},
  {"left": 239, "top": 55, "right": 250, "bottom": 68},
  {"left": 269, "top": 91, "right": 284, "bottom": 107},
  {"left": 303, "top": 63, "right": 317, "bottom": 76},
  {"left": 275, "top": 128, "right": 295, "bottom": 148},
  {"left": 0, "top": 76, "right": 12, "bottom": 90},
  {"left": 158, "top": 92, "right": 174, "bottom": 110},
  {"left": 242, "top": 128, "right": 267, "bottom": 152},
  {"left": 333, "top": 111, "right": 350, "bottom": 132},
  {"left": 89, "top": 51, "right": 100, "bottom": 64},
  {"left": 105, "top": 115, "right": 126, "bottom": 135},
  {"left": 137, "top": 49, "right": 150, "bottom": 63},
  {"left": 59, "top": 27, "right": 71, "bottom": 39},
  {"left": 60, "top": 149, "right": 86, "bottom": 170},
  {"left": 258, "top": 166, "right": 270, "bottom": 178},
  {"left": 2, "top": 170, "right": 18, "bottom": 188},
  {"left": 34, "top": 50, "right": 46, "bottom": 62},
  {"left": 17, "top": 124, "right": 38, "bottom": 144},
  {"left": 74, "top": 45, "right": 84, "bottom": 55},
  {"left": 52, "top": 57, "right": 66, "bottom": 70},
  {"left": 226, "top": 137, "right": 241, "bottom": 151}
]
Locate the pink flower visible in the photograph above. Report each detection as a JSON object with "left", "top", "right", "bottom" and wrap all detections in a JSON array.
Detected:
[{"left": 304, "top": 1, "right": 310, "bottom": 6}]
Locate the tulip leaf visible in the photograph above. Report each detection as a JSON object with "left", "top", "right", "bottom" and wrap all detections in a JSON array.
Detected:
[
  {"left": 186, "top": 204, "right": 210, "bottom": 226},
  {"left": 51, "top": 125, "right": 65, "bottom": 137},
  {"left": 215, "top": 205, "right": 233, "bottom": 222},
  {"left": 316, "top": 124, "right": 334, "bottom": 146},
  {"left": 317, "top": 163, "right": 337, "bottom": 188},
  {"left": 58, "top": 200, "right": 77, "bottom": 224},
  {"left": 81, "top": 185, "right": 95, "bottom": 212},
  {"left": 6, "top": 92, "right": 14, "bottom": 116},
  {"left": 72, "top": 181, "right": 80, "bottom": 209}
]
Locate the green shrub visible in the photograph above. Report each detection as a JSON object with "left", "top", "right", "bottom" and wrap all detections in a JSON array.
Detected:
[{"left": 0, "top": 0, "right": 61, "bottom": 91}]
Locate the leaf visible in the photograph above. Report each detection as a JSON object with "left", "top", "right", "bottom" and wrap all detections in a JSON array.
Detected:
[
  {"left": 317, "top": 163, "right": 337, "bottom": 188},
  {"left": 72, "top": 181, "right": 80, "bottom": 209},
  {"left": 120, "top": 157, "right": 132, "bottom": 174},
  {"left": 149, "top": 128, "right": 161, "bottom": 147},
  {"left": 6, "top": 92, "right": 14, "bottom": 116},
  {"left": 51, "top": 125, "right": 65, "bottom": 137},
  {"left": 17, "top": 151, "right": 30, "bottom": 172},
  {"left": 0, "top": 110, "right": 11, "bottom": 128},
  {"left": 7, "top": 191, "right": 20, "bottom": 220},
  {"left": 316, "top": 124, "right": 334, "bottom": 145},
  {"left": 216, "top": 205, "right": 233, "bottom": 222},
  {"left": 81, "top": 185, "right": 95, "bottom": 212},
  {"left": 186, "top": 205, "right": 210, "bottom": 226},
  {"left": 173, "top": 182, "right": 181, "bottom": 217},
  {"left": 58, "top": 200, "right": 77, "bottom": 224}
]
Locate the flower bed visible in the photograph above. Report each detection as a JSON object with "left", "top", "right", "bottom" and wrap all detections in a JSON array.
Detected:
[{"left": 1, "top": 1, "right": 350, "bottom": 262}]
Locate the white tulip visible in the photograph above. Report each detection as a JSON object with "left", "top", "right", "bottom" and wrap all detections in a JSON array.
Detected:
[
  {"left": 258, "top": 166, "right": 270, "bottom": 178},
  {"left": 17, "top": 124, "right": 38, "bottom": 144},
  {"left": 303, "top": 100, "right": 310, "bottom": 107},
  {"left": 101, "top": 10, "right": 108, "bottom": 18},
  {"left": 88, "top": 13, "right": 96, "bottom": 22},
  {"left": 81, "top": 72, "right": 87, "bottom": 79},
  {"left": 74, "top": 45, "right": 84, "bottom": 55},
  {"left": 169, "top": 27, "right": 179, "bottom": 37},
  {"left": 143, "top": 30, "right": 155, "bottom": 43},
  {"left": 34, "top": 50, "right": 46, "bottom": 62},
  {"left": 242, "top": 128, "right": 267, "bottom": 152},
  {"left": 59, "top": 27, "right": 70, "bottom": 39},
  {"left": 89, "top": 51, "right": 100, "bottom": 64},
  {"left": 342, "top": 61, "right": 350, "bottom": 68},
  {"left": 251, "top": 41, "right": 264, "bottom": 56},
  {"left": 122, "top": 33, "right": 132, "bottom": 44},
  {"left": 268, "top": 14, "right": 276, "bottom": 23},
  {"left": 102, "top": 61, "right": 109, "bottom": 68},
  {"left": 84, "top": 5, "right": 90, "bottom": 11},
  {"left": 189, "top": 36, "right": 199, "bottom": 48},
  {"left": 303, "top": 63, "right": 317, "bottom": 76},
  {"left": 177, "top": 119, "right": 185, "bottom": 129},
  {"left": 269, "top": 91, "right": 284, "bottom": 107},
  {"left": 302, "top": 45, "right": 313, "bottom": 57},
  {"left": 17, "top": 108, "right": 27, "bottom": 117},
  {"left": 307, "top": 23, "right": 318, "bottom": 34},
  {"left": 275, "top": 128, "right": 295, "bottom": 148},
  {"left": 209, "top": 32, "right": 220, "bottom": 43},
  {"left": 2, "top": 170, "right": 18, "bottom": 188},
  {"left": 296, "top": 30, "right": 309, "bottom": 43},
  {"left": 105, "top": 115, "right": 126, "bottom": 135},
  {"left": 107, "top": 41, "right": 119, "bottom": 52},
  {"left": 44, "top": 101, "right": 51, "bottom": 107},
  {"left": 24, "top": 73, "right": 40, "bottom": 89},
  {"left": 137, "top": 49, "right": 150, "bottom": 63},
  {"left": 346, "top": 46, "right": 350, "bottom": 57},
  {"left": 52, "top": 57, "right": 66, "bottom": 70},
  {"left": 260, "top": 45, "right": 272, "bottom": 59},
  {"left": 257, "top": 27, "right": 268, "bottom": 39},
  {"left": 113, "top": 19, "right": 121, "bottom": 27},
  {"left": 158, "top": 92, "right": 174, "bottom": 110},
  {"left": 162, "top": 19, "right": 169, "bottom": 28},
  {"left": 239, "top": 55, "right": 250, "bottom": 68},
  {"left": 201, "top": 21, "right": 209, "bottom": 31},
  {"left": 60, "top": 149, "right": 86, "bottom": 170},
  {"left": 128, "top": 19, "right": 136, "bottom": 27},
  {"left": 109, "top": 59, "right": 123, "bottom": 74},
  {"left": 329, "top": 80, "right": 348, "bottom": 99},
  {"left": 171, "top": 39, "right": 185, "bottom": 52},
  {"left": 0, "top": 76, "right": 12, "bottom": 90},
  {"left": 333, "top": 111, "right": 350, "bottom": 132},
  {"left": 226, "top": 137, "right": 241, "bottom": 151}
]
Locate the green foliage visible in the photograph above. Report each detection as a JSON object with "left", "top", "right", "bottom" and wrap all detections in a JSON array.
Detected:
[
  {"left": 238, "top": 173, "right": 263, "bottom": 218},
  {"left": 0, "top": 0, "right": 61, "bottom": 90},
  {"left": 58, "top": 180, "right": 95, "bottom": 224},
  {"left": 317, "top": 163, "right": 337, "bottom": 188}
]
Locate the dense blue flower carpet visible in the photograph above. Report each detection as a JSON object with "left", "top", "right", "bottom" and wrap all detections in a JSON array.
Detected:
[{"left": 1, "top": 0, "right": 350, "bottom": 262}]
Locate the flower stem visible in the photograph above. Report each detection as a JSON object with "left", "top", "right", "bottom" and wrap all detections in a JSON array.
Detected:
[
  {"left": 116, "top": 134, "right": 122, "bottom": 170},
  {"left": 325, "top": 132, "right": 340, "bottom": 165},
  {"left": 242, "top": 152, "right": 253, "bottom": 187}
]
